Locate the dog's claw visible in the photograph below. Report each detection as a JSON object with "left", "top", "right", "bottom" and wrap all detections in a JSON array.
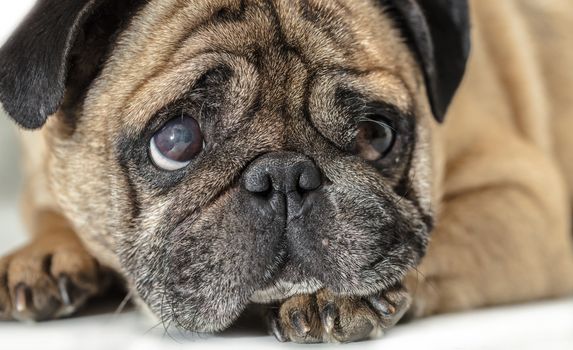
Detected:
[
  {"left": 268, "top": 311, "right": 288, "bottom": 342},
  {"left": 14, "top": 284, "right": 31, "bottom": 313},
  {"left": 58, "top": 275, "right": 72, "bottom": 307},
  {"left": 267, "top": 287, "right": 412, "bottom": 343},
  {"left": 320, "top": 303, "right": 337, "bottom": 334},
  {"left": 291, "top": 311, "right": 311, "bottom": 336},
  {"left": 369, "top": 295, "right": 395, "bottom": 316},
  {"left": 369, "top": 288, "right": 412, "bottom": 328},
  {"left": 0, "top": 238, "right": 109, "bottom": 322}
]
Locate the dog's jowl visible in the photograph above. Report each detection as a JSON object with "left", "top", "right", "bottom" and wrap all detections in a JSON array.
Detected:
[{"left": 1, "top": 0, "right": 573, "bottom": 344}]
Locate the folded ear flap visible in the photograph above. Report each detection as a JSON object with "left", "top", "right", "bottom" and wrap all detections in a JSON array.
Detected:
[
  {"left": 0, "top": 0, "right": 103, "bottom": 129},
  {"left": 385, "top": 0, "right": 471, "bottom": 122},
  {"left": 0, "top": 0, "right": 145, "bottom": 129}
]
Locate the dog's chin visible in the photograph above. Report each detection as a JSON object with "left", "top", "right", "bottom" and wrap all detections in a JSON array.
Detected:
[{"left": 138, "top": 245, "right": 415, "bottom": 333}]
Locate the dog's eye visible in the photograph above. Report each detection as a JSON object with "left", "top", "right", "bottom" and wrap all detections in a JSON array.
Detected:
[
  {"left": 355, "top": 119, "right": 396, "bottom": 161},
  {"left": 150, "top": 116, "right": 203, "bottom": 171}
]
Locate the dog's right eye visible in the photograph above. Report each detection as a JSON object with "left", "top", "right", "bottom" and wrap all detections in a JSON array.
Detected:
[{"left": 149, "top": 116, "right": 203, "bottom": 171}]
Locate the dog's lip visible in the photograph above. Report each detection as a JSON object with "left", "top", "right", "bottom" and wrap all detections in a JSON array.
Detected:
[{"left": 249, "top": 278, "right": 323, "bottom": 303}]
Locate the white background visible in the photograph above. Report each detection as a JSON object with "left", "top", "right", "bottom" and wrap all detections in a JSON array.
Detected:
[
  {"left": 0, "top": 2, "right": 29, "bottom": 203},
  {"left": 0, "top": 1, "right": 572, "bottom": 350}
]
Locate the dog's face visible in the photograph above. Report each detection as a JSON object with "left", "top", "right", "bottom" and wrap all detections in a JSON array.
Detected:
[{"left": 0, "top": 0, "right": 469, "bottom": 332}]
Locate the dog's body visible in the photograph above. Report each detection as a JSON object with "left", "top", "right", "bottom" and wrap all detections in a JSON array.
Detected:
[
  {"left": 411, "top": 0, "right": 573, "bottom": 315},
  {"left": 1, "top": 0, "right": 572, "bottom": 344}
]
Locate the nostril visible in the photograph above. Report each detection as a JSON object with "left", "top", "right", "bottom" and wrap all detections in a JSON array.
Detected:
[
  {"left": 298, "top": 164, "right": 322, "bottom": 192},
  {"left": 243, "top": 172, "right": 272, "bottom": 195}
]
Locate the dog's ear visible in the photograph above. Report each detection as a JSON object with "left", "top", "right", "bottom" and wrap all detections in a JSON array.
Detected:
[
  {"left": 383, "top": 0, "right": 471, "bottom": 122},
  {"left": 0, "top": 0, "right": 144, "bottom": 129}
]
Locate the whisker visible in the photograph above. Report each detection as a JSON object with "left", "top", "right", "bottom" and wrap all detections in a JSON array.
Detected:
[
  {"left": 114, "top": 291, "right": 133, "bottom": 316},
  {"left": 144, "top": 318, "right": 168, "bottom": 335}
]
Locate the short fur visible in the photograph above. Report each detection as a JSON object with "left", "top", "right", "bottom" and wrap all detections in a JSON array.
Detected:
[{"left": 1, "top": 0, "right": 572, "bottom": 344}]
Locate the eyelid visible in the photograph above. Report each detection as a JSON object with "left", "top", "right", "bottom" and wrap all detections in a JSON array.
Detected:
[
  {"left": 360, "top": 102, "right": 404, "bottom": 120},
  {"left": 357, "top": 117, "right": 397, "bottom": 133}
]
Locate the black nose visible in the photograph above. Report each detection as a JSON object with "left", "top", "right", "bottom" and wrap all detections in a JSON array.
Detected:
[{"left": 243, "top": 152, "right": 322, "bottom": 196}]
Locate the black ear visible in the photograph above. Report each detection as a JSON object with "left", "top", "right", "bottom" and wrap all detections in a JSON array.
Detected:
[
  {"left": 382, "top": 0, "right": 471, "bottom": 122},
  {"left": 0, "top": 0, "right": 144, "bottom": 129}
]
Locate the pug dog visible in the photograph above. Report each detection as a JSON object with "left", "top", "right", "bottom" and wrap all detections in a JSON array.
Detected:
[{"left": 1, "top": 0, "right": 573, "bottom": 344}]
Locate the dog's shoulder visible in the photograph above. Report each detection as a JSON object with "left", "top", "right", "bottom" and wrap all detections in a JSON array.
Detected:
[{"left": 446, "top": 0, "right": 573, "bottom": 152}]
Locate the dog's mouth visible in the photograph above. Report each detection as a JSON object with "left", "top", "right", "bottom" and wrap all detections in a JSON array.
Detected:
[
  {"left": 132, "top": 171, "right": 429, "bottom": 332},
  {"left": 250, "top": 278, "right": 324, "bottom": 303}
]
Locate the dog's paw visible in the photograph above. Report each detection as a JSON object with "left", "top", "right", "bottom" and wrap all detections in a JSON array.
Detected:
[
  {"left": 267, "top": 286, "right": 411, "bottom": 343},
  {"left": 0, "top": 236, "right": 108, "bottom": 322}
]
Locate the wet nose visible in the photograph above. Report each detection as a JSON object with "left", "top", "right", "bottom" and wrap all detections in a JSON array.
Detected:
[{"left": 242, "top": 152, "right": 322, "bottom": 197}]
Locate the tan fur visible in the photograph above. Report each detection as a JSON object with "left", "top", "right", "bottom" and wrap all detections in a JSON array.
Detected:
[
  {"left": 410, "top": 0, "right": 573, "bottom": 314},
  {"left": 2, "top": 0, "right": 573, "bottom": 334},
  {"left": 0, "top": 210, "right": 105, "bottom": 320}
]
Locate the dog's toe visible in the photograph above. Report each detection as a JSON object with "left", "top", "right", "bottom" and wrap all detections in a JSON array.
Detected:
[
  {"left": 0, "top": 259, "right": 12, "bottom": 320},
  {"left": 267, "top": 286, "right": 411, "bottom": 343},
  {"left": 315, "top": 290, "right": 378, "bottom": 343},
  {"left": 269, "top": 294, "right": 322, "bottom": 343},
  {"left": 367, "top": 287, "right": 412, "bottom": 328},
  {"left": 0, "top": 238, "right": 108, "bottom": 322}
]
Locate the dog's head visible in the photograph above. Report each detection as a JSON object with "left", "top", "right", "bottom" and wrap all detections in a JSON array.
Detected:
[{"left": 0, "top": 0, "right": 470, "bottom": 332}]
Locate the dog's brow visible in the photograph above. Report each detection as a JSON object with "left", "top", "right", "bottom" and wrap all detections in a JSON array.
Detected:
[{"left": 338, "top": 65, "right": 413, "bottom": 101}]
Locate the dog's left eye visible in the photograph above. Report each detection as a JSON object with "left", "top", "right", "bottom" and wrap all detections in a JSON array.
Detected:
[
  {"left": 150, "top": 116, "right": 203, "bottom": 171},
  {"left": 355, "top": 119, "right": 396, "bottom": 161}
]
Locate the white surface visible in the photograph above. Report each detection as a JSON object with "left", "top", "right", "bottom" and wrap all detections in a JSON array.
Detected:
[
  {"left": 0, "top": 297, "right": 572, "bottom": 350},
  {"left": 1, "top": 1, "right": 573, "bottom": 349}
]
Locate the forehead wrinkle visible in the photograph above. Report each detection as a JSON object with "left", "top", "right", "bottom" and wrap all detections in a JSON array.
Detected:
[
  {"left": 98, "top": 0, "right": 418, "bottom": 136},
  {"left": 284, "top": 54, "right": 310, "bottom": 120},
  {"left": 298, "top": 0, "right": 356, "bottom": 45},
  {"left": 274, "top": 0, "right": 413, "bottom": 103},
  {"left": 114, "top": 0, "right": 396, "bottom": 106},
  {"left": 273, "top": 0, "right": 351, "bottom": 65},
  {"left": 120, "top": 53, "right": 263, "bottom": 137},
  {"left": 170, "top": 5, "right": 276, "bottom": 64},
  {"left": 342, "top": 65, "right": 412, "bottom": 99},
  {"left": 270, "top": 0, "right": 412, "bottom": 113},
  {"left": 116, "top": 2, "right": 248, "bottom": 117},
  {"left": 97, "top": 0, "right": 247, "bottom": 124}
]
